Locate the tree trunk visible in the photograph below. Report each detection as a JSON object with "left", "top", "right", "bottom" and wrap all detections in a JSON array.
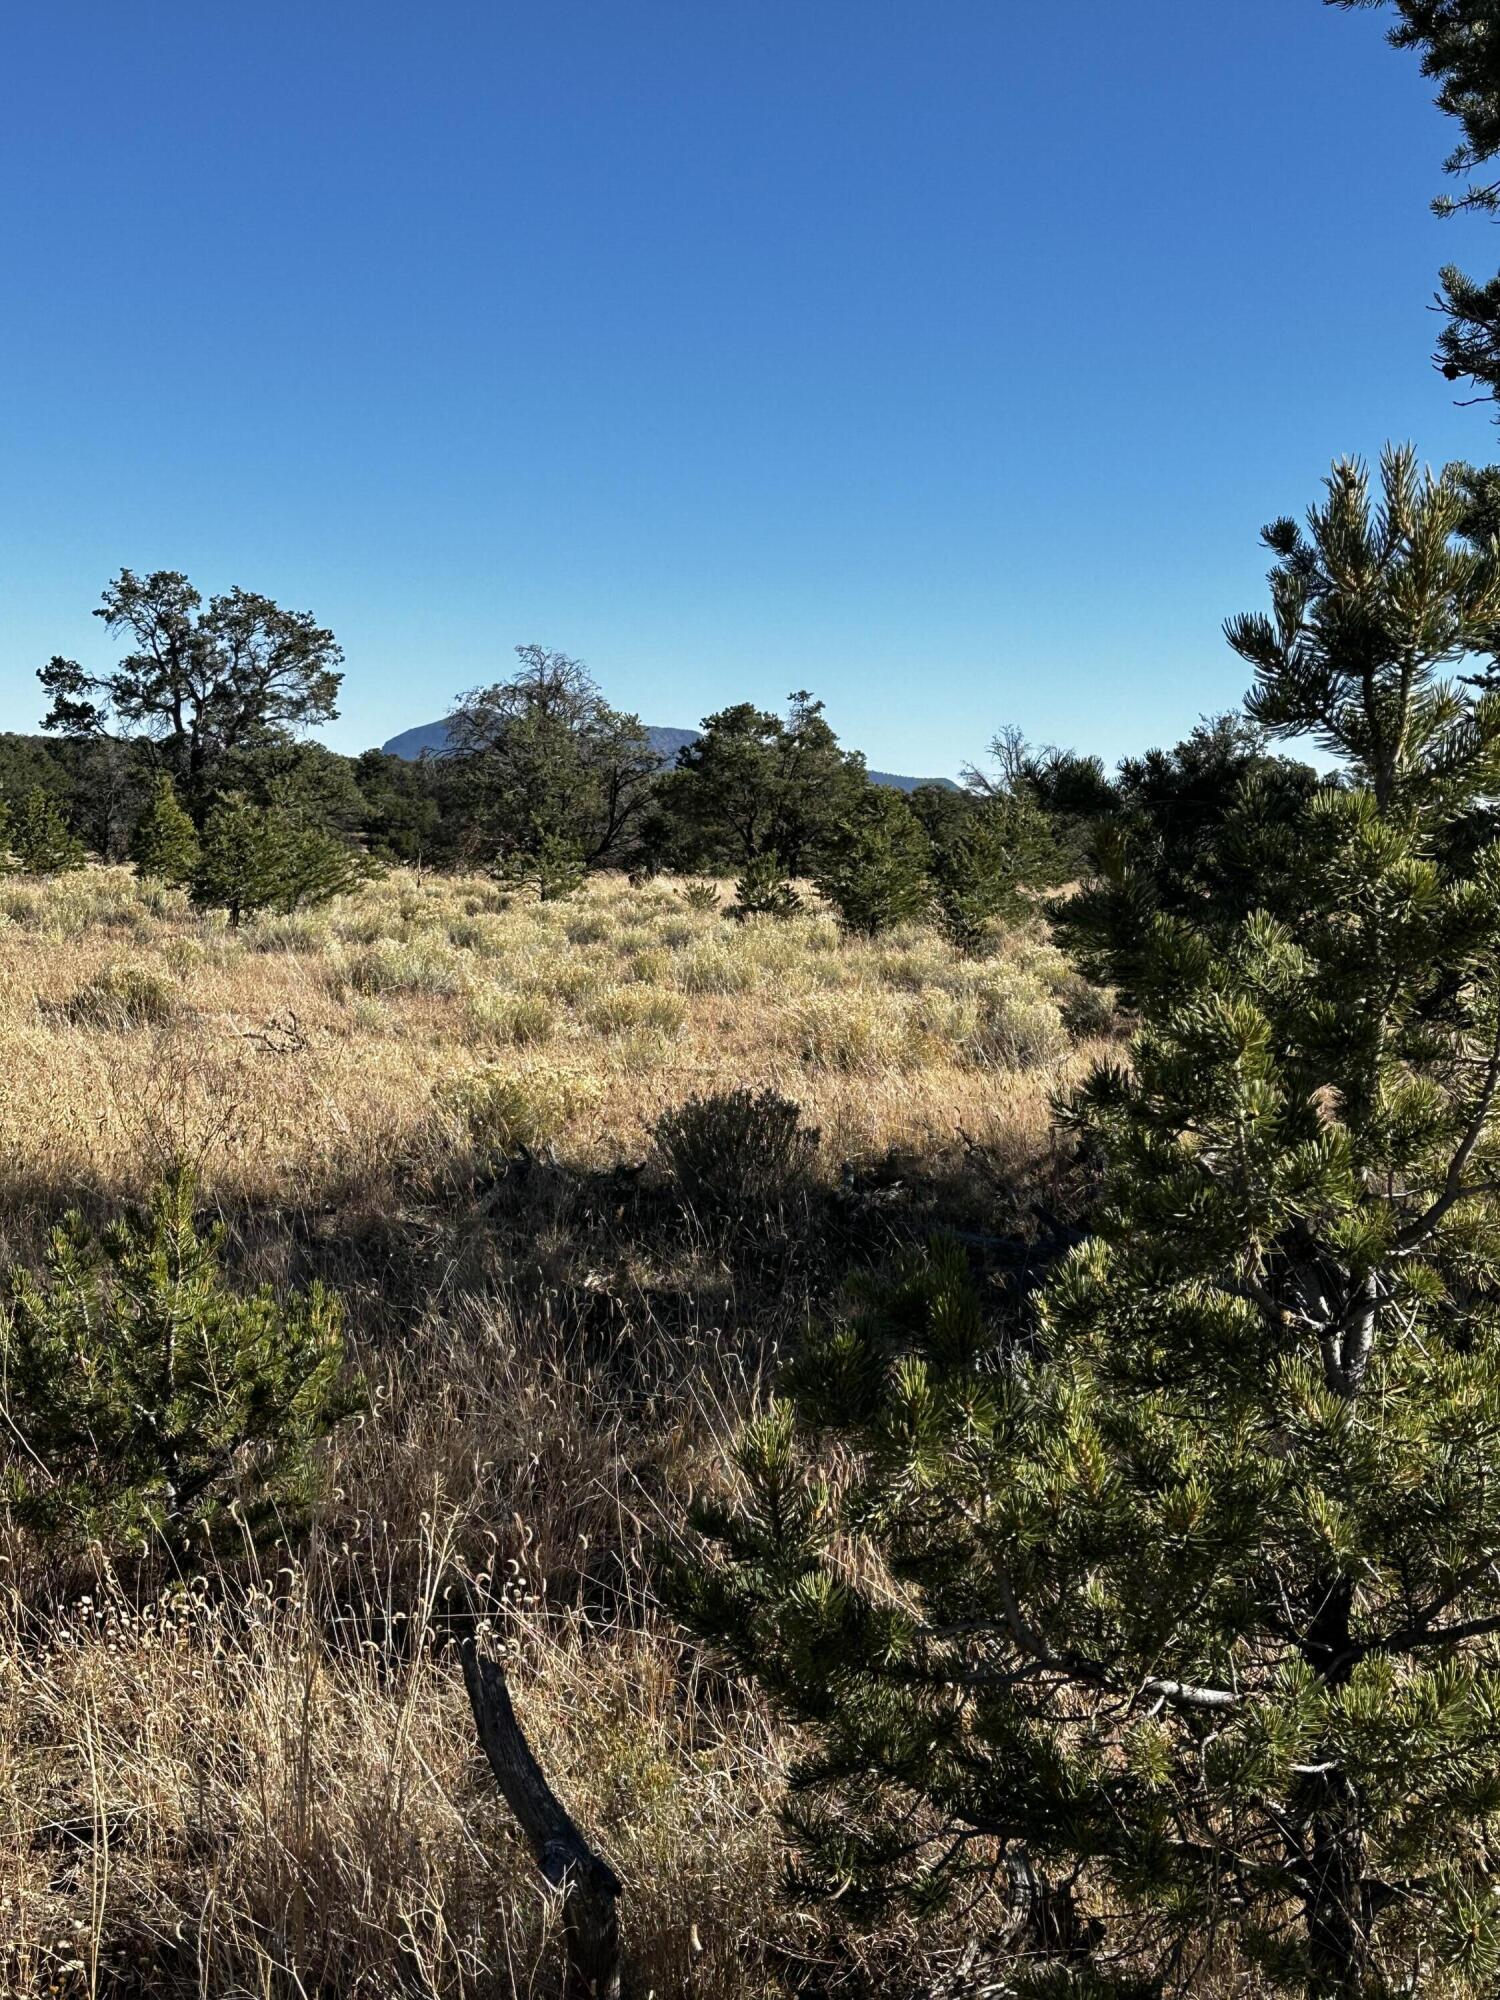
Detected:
[
  {"left": 1304, "top": 1804, "right": 1371, "bottom": 2000},
  {"left": 460, "top": 1640, "right": 625, "bottom": 1999},
  {"left": 1299, "top": 1578, "right": 1370, "bottom": 1998}
]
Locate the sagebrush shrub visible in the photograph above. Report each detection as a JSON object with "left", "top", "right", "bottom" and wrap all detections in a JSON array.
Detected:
[
  {"left": 439, "top": 1065, "right": 600, "bottom": 1153},
  {"left": 675, "top": 943, "right": 757, "bottom": 996},
  {"left": 787, "top": 993, "right": 907, "bottom": 1072},
  {"left": 66, "top": 960, "right": 178, "bottom": 1031},
  {"left": 337, "top": 937, "right": 465, "bottom": 998},
  {"left": 655, "top": 1087, "right": 819, "bottom": 1217},
  {"left": 467, "top": 990, "right": 556, "bottom": 1046},
  {"left": 963, "top": 972, "right": 1069, "bottom": 1071},
  {"left": 587, "top": 986, "right": 687, "bottom": 1037}
]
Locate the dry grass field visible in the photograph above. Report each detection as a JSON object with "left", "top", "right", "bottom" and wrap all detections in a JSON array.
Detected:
[{"left": 0, "top": 865, "right": 1110, "bottom": 1999}]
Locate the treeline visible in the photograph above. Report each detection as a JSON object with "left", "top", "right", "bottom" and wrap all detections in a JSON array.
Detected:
[{"left": 14, "top": 569, "right": 1344, "bottom": 951}]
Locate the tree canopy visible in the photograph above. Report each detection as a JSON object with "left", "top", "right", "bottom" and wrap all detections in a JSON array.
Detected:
[
  {"left": 38, "top": 569, "right": 343, "bottom": 816},
  {"left": 655, "top": 692, "right": 869, "bottom": 875},
  {"left": 446, "top": 644, "right": 658, "bottom": 867}
]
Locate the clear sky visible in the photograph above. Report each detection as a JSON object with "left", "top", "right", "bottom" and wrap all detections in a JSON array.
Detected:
[{"left": 1, "top": 1, "right": 1492, "bottom": 779}]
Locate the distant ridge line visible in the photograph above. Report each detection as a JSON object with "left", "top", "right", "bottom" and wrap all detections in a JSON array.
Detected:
[{"left": 380, "top": 717, "right": 954, "bottom": 793}]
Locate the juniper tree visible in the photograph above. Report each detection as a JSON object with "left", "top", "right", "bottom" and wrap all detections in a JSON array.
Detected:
[
  {"left": 0, "top": 1168, "right": 349, "bottom": 1555},
  {"left": 674, "top": 449, "right": 1500, "bottom": 1999},
  {"left": 39, "top": 570, "right": 343, "bottom": 818},
  {"left": 129, "top": 774, "right": 200, "bottom": 884},
  {"left": 191, "top": 795, "right": 289, "bottom": 924},
  {"left": 658, "top": 693, "right": 868, "bottom": 874},
  {"left": 816, "top": 787, "right": 933, "bottom": 937},
  {"left": 8, "top": 786, "right": 84, "bottom": 874},
  {"left": 448, "top": 645, "right": 658, "bottom": 867},
  {"left": 274, "top": 813, "right": 368, "bottom": 912}
]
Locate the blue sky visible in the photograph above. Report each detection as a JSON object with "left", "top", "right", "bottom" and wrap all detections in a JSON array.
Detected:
[{"left": 0, "top": 2, "right": 1491, "bottom": 779}]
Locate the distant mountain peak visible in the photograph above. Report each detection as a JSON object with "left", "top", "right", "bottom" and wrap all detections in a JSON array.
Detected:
[{"left": 380, "top": 717, "right": 952, "bottom": 793}]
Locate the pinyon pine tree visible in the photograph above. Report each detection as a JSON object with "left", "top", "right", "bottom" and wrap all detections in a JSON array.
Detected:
[
  {"left": 192, "top": 793, "right": 363, "bottom": 924},
  {"left": 0, "top": 1168, "right": 349, "bottom": 1554},
  {"left": 931, "top": 793, "right": 1056, "bottom": 955},
  {"left": 817, "top": 787, "right": 933, "bottom": 937},
  {"left": 130, "top": 773, "right": 200, "bottom": 883},
  {"left": 674, "top": 449, "right": 1500, "bottom": 1998},
  {"left": 8, "top": 786, "right": 84, "bottom": 874}
]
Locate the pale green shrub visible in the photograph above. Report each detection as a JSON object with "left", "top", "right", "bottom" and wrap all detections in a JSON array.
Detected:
[
  {"left": 247, "top": 910, "right": 332, "bottom": 954},
  {"left": 439, "top": 1065, "right": 601, "bottom": 1152},
  {"left": 468, "top": 991, "right": 557, "bottom": 1047},
  {"left": 675, "top": 945, "right": 757, "bottom": 997},
  {"left": 565, "top": 913, "right": 611, "bottom": 947},
  {"left": 162, "top": 936, "right": 208, "bottom": 979},
  {"left": 963, "top": 972, "right": 1069, "bottom": 1071},
  {"left": 335, "top": 938, "right": 465, "bottom": 998},
  {"left": 447, "top": 915, "right": 510, "bottom": 956},
  {"left": 546, "top": 962, "right": 606, "bottom": 1005},
  {"left": 66, "top": 961, "right": 178, "bottom": 1030},
  {"left": 587, "top": 987, "right": 687, "bottom": 1037},
  {"left": 627, "top": 948, "right": 674, "bottom": 986},
  {"left": 785, "top": 994, "right": 908, "bottom": 1073}
]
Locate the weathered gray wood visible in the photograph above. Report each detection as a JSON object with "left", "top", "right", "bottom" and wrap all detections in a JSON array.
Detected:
[{"left": 461, "top": 1640, "right": 625, "bottom": 1999}]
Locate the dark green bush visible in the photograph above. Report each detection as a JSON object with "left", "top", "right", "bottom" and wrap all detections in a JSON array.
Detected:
[
  {"left": 655, "top": 1087, "right": 820, "bottom": 1218},
  {"left": 729, "top": 853, "right": 801, "bottom": 920}
]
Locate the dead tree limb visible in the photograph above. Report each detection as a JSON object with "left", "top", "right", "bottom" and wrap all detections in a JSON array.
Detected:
[{"left": 461, "top": 1639, "right": 625, "bottom": 1999}]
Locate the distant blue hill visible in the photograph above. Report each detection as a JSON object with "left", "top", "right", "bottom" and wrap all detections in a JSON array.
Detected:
[{"left": 380, "top": 717, "right": 952, "bottom": 793}]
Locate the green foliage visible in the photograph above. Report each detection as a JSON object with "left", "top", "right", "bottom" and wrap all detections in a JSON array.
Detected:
[
  {"left": 730, "top": 852, "right": 802, "bottom": 920},
  {"left": 676, "top": 451, "right": 1500, "bottom": 1998},
  {"left": 654, "top": 1087, "right": 820, "bottom": 1219},
  {"left": 679, "top": 878, "right": 722, "bottom": 913},
  {"left": 8, "top": 786, "right": 85, "bottom": 874},
  {"left": 191, "top": 795, "right": 289, "bottom": 925},
  {"left": 449, "top": 645, "right": 658, "bottom": 868},
  {"left": 0, "top": 1169, "right": 350, "bottom": 1554},
  {"left": 192, "top": 793, "right": 364, "bottom": 925},
  {"left": 352, "top": 747, "right": 447, "bottom": 863},
  {"left": 1331, "top": 3, "right": 1500, "bottom": 407},
  {"left": 66, "top": 961, "right": 178, "bottom": 1031},
  {"left": 276, "top": 814, "right": 370, "bottom": 911},
  {"left": 656, "top": 692, "right": 869, "bottom": 874},
  {"left": 38, "top": 569, "right": 343, "bottom": 817},
  {"left": 213, "top": 738, "right": 369, "bottom": 835},
  {"left": 931, "top": 793, "right": 1055, "bottom": 954},
  {"left": 129, "top": 774, "right": 200, "bottom": 884},
  {"left": 495, "top": 832, "right": 586, "bottom": 902},
  {"left": 816, "top": 787, "right": 933, "bottom": 937},
  {"left": 1060, "top": 715, "right": 1321, "bottom": 999}
]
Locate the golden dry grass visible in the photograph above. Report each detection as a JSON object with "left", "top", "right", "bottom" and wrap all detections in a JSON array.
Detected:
[{"left": 0, "top": 865, "right": 1107, "bottom": 1998}]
